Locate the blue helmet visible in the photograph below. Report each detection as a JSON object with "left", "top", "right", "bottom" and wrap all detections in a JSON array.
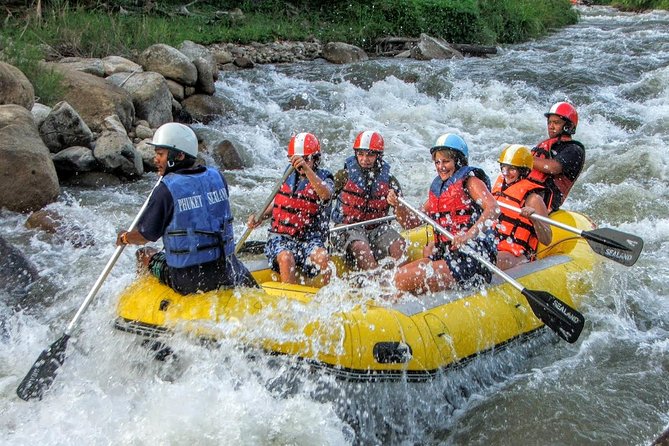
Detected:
[{"left": 430, "top": 133, "right": 469, "bottom": 158}]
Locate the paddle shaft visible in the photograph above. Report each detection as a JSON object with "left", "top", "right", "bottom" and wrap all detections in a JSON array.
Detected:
[
  {"left": 234, "top": 166, "right": 295, "bottom": 254},
  {"left": 16, "top": 176, "right": 163, "bottom": 401},
  {"left": 330, "top": 215, "right": 396, "bottom": 233},
  {"left": 496, "top": 201, "right": 583, "bottom": 236},
  {"left": 66, "top": 176, "right": 162, "bottom": 333}
]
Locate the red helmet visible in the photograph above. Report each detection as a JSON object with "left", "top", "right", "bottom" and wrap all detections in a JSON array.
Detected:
[
  {"left": 544, "top": 102, "right": 578, "bottom": 134},
  {"left": 353, "top": 131, "right": 384, "bottom": 152},
  {"left": 287, "top": 132, "right": 320, "bottom": 157}
]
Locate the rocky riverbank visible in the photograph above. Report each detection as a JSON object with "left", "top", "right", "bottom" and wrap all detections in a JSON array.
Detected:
[{"left": 0, "top": 33, "right": 483, "bottom": 214}]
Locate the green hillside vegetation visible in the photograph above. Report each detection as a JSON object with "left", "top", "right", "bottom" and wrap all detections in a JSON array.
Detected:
[{"left": 2, "top": 0, "right": 580, "bottom": 105}]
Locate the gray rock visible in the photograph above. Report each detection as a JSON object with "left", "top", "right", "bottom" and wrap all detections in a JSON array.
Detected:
[
  {"left": 57, "top": 57, "right": 105, "bottom": 77},
  {"left": 178, "top": 40, "right": 218, "bottom": 80},
  {"left": 135, "top": 138, "right": 157, "bottom": 172},
  {"left": 212, "top": 139, "right": 244, "bottom": 170},
  {"left": 193, "top": 57, "right": 216, "bottom": 95},
  {"left": 0, "top": 104, "right": 60, "bottom": 213},
  {"left": 46, "top": 63, "right": 135, "bottom": 133},
  {"left": 410, "top": 33, "right": 463, "bottom": 61},
  {"left": 93, "top": 130, "right": 144, "bottom": 178},
  {"left": 25, "top": 209, "right": 95, "bottom": 247},
  {"left": 322, "top": 42, "right": 368, "bottom": 64},
  {"left": 138, "top": 43, "right": 198, "bottom": 86},
  {"left": 52, "top": 146, "right": 98, "bottom": 173},
  {"left": 39, "top": 101, "right": 94, "bottom": 152},
  {"left": 181, "top": 94, "right": 229, "bottom": 123},
  {"left": 0, "top": 61, "right": 35, "bottom": 110},
  {"left": 31, "top": 103, "right": 52, "bottom": 128},
  {"left": 102, "top": 55, "right": 143, "bottom": 76},
  {"left": 107, "top": 71, "right": 173, "bottom": 128}
]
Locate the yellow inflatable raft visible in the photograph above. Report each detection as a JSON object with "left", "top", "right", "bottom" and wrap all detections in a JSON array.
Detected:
[{"left": 114, "top": 210, "right": 598, "bottom": 381}]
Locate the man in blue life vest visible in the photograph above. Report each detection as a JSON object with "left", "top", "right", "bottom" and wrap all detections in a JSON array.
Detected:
[
  {"left": 527, "top": 101, "right": 586, "bottom": 212},
  {"left": 331, "top": 131, "right": 406, "bottom": 271},
  {"left": 116, "top": 122, "right": 256, "bottom": 295}
]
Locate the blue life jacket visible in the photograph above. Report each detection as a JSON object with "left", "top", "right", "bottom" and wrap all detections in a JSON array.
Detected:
[{"left": 162, "top": 167, "right": 234, "bottom": 268}]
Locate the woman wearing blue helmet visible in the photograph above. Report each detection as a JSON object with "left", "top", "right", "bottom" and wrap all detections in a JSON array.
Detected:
[{"left": 388, "top": 133, "right": 499, "bottom": 294}]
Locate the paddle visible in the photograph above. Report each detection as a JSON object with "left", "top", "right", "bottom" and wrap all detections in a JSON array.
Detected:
[
  {"left": 496, "top": 201, "right": 643, "bottom": 266},
  {"left": 329, "top": 215, "right": 396, "bottom": 233},
  {"left": 397, "top": 196, "right": 585, "bottom": 344},
  {"left": 16, "top": 177, "right": 163, "bottom": 401},
  {"left": 233, "top": 166, "right": 295, "bottom": 255},
  {"left": 236, "top": 215, "right": 397, "bottom": 254}
]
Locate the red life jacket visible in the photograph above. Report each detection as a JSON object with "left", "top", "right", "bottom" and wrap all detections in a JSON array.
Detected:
[
  {"left": 426, "top": 167, "right": 484, "bottom": 246},
  {"left": 527, "top": 136, "right": 584, "bottom": 211},
  {"left": 271, "top": 170, "right": 321, "bottom": 237},
  {"left": 492, "top": 176, "right": 545, "bottom": 258},
  {"left": 335, "top": 157, "right": 391, "bottom": 225}
]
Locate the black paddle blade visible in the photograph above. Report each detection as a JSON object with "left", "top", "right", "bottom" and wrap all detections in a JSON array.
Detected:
[
  {"left": 583, "top": 228, "right": 643, "bottom": 266},
  {"left": 16, "top": 334, "right": 70, "bottom": 401},
  {"left": 237, "top": 240, "right": 266, "bottom": 255},
  {"left": 522, "top": 289, "right": 584, "bottom": 343}
]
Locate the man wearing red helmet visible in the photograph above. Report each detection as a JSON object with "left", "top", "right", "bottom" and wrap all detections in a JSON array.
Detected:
[
  {"left": 527, "top": 101, "right": 586, "bottom": 212},
  {"left": 331, "top": 130, "right": 406, "bottom": 271},
  {"left": 247, "top": 132, "right": 334, "bottom": 284}
]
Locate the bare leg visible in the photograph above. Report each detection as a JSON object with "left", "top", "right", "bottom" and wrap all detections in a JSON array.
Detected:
[
  {"left": 276, "top": 250, "right": 297, "bottom": 284},
  {"left": 496, "top": 251, "right": 528, "bottom": 270},
  {"left": 387, "top": 237, "right": 407, "bottom": 266},
  {"left": 309, "top": 247, "right": 331, "bottom": 284},
  {"left": 394, "top": 258, "right": 456, "bottom": 294},
  {"left": 349, "top": 240, "right": 378, "bottom": 271}
]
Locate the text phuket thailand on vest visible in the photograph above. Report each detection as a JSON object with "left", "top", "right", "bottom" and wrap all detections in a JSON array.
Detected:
[{"left": 176, "top": 187, "right": 229, "bottom": 212}]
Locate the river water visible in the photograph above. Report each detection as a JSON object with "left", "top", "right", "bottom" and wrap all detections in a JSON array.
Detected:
[{"left": 2, "top": 5, "right": 669, "bottom": 445}]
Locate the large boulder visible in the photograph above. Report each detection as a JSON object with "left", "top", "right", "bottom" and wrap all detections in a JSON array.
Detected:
[
  {"left": 181, "top": 94, "right": 230, "bottom": 123},
  {"left": 93, "top": 130, "right": 144, "bottom": 178},
  {"left": 102, "top": 55, "right": 143, "bottom": 76},
  {"left": 322, "top": 42, "right": 368, "bottom": 64},
  {"left": 138, "top": 44, "right": 198, "bottom": 86},
  {"left": 39, "top": 101, "right": 94, "bottom": 153},
  {"left": 106, "top": 71, "right": 173, "bottom": 128},
  {"left": 52, "top": 146, "right": 98, "bottom": 174},
  {"left": 178, "top": 40, "right": 218, "bottom": 80},
  {"left": 410, "top": 33, "right": 463, "bottom": 61},
  {"left": 46, "top": 63, "right": 135, "bottom": 133},
  {"left": 57, "top": 57, "right": 105, "bottom": 77},
  {"left": 0, "top": 105, "right": 60, "bottom": 212},
  {"left": 0, "top": 61, "right": 35, "bottom": 110}
]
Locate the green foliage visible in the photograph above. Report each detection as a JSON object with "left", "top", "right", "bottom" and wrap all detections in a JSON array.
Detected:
[
  {"left": 478, "top": 0, "right": 578, "bottom": 44},
  {"left": 0, "top": 37, "right": 63, "bottom": 106},
  {"left": 611, "top": 0, "right": 669, "bottom": 10},
  {"left": 1, "top": 0, "right": 584, "bottom": 63}
]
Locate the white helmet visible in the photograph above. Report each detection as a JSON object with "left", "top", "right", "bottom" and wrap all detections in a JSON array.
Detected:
[{"left": 149, "top": 123, "right": 198, "bottom": 158}]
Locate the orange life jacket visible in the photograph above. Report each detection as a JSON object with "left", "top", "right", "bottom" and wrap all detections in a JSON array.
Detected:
[{"left": 492, "top": 176, "right": 545, "bottom": 258}]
